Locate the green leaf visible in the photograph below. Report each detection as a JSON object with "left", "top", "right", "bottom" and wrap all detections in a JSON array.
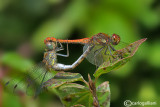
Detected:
[
  {"left": 55, "top": 81, "right": 110, "bottom": 107},
  {"left": 1, "top": 52, "right": 33, "bottom": 72},
  {"left": 97, "top": 81, "right": 110, "bottom": 107},
  {"left": 56, "top": 83, "right": 92, "bottom": 107},
  {"left": 93, "top": 38, "right": 147, "bottom": 78},
  {"left": 42, "top": 72, "right": 85, "bottom": 89}
]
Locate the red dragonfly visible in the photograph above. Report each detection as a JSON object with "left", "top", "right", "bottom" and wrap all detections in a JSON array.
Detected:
[{"left": 44, "top": 33, "right": 123, "bottom": 66}]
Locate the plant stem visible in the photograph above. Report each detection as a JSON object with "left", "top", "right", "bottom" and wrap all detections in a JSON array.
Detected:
[{"left": 88, "top": 74, "right": 100, "bottom": 107}]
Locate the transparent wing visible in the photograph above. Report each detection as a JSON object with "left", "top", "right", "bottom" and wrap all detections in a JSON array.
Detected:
[
  {"left": 83, "top": 44, "right": 124, "bottom": 66},
  {"left": 25, "top": 62, "right": 54, "bottom": 96},
  {"left": 4, "top": 62, "right": 54, "bottom": 97},
  {"left": 4, "top": 76, "right": 27, "bottom": 94},
  {"left": 83, "top": 44, "right": 107, "bottom": 66}
]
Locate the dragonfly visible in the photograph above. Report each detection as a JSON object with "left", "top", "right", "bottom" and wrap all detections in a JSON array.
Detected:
[
  {"left": 43, "top": 40, "right": 93, "bottom": 71},
  {"left": 4, "top": 41, "right": 93, "bottom": 97},
  {"left": 44, "top": 33, "right": 126, "bottom": 66}
]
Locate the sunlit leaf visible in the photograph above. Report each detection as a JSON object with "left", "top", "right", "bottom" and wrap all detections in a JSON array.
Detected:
[
  {"left": 55, "top": 81, "right": 110, "bottom": 107},
  {"left": 94, "top": 38, "right": 147, "bottom": 78}
]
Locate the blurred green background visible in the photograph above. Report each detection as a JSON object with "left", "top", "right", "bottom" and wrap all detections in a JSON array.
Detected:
[{"left": 0, "top": 0, "right": 160, "bottom": 107}]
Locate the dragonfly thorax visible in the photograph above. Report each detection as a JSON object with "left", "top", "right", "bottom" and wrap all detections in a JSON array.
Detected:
[
  {"left": 43, "top": 51, "right": 57, "bottom": 69},
  {"left": 91, "top": 33, "right": 111, "bottom": 46}
]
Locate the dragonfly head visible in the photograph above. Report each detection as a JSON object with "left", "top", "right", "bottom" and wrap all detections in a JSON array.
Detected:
[
  {"left": 45, "top": 42, "right": 56, "bottom": 51},
  {"left": 111, "top": 34, "right": 120, "bottom": 45}
]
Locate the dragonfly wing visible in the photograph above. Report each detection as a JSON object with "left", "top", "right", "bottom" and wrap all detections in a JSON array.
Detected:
[
  {"left": 25, "top": 63, "right": 53, "bottom": 96},
  {"left": 83, "top": 44, "right": 122, "bottom": 66},
  {"left": 3, "top": 62, "right": 54, "bottom": 96},
  {"left": 4, "top": 77, "right": 27, "bottom": 94},
  {"left": 83, "top": 44, "right": 109, "bottom": 66}
]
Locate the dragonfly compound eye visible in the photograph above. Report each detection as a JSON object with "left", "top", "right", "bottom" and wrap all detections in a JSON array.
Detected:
[
  {"left": 111, "top": 34, "right": 120, "bottom": 45},
  {"left": 46, "top": 42, "right": 55, "bottom": 50}
]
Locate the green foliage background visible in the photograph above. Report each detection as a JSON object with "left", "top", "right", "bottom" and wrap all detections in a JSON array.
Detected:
[{"left": 0, "top": 0, "right": 160, "bottom": 107}]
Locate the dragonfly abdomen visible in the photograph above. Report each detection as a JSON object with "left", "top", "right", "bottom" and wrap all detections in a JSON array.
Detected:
[{"left": 44, "top": 37, "right": 90, "bottom": 44}]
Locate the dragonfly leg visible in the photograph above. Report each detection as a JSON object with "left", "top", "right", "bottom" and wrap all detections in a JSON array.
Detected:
[
  {"left": 107, "top": 45, "right": 116, "bottom": 62},
  {"left": 110, "top": 45, "right": 124, "bottom": 59},
  {"left": 104, "top": 46, "right": 116, "bottom": 56},
  {"left": 94, "top": 46, "right": 105, "bottom": 55},
  {"left": 108, "top": 45, "right": 113, "bottom": 56},
  {"left": 110, "top": 45, "right": 116, "bottom": 51},
  {"left": 108, "top": 45, "right": 118, "bottom": 57},
  {"left": 56, "top": 41, "right": 69, "bottom": 57},
  {"left": 104, "top": 46, "right": 116, "bottom": 61},
  {"left": 52, "top": 46, "right": 94, "bottom": 71},
  {"left": 108, "top": 45, "right": 122, "bottom": 62},
  {"left": 104, "top": 47, "right": 108, "bottom": 55},
  {"left": 104, "top": 45, "right": 119, "bottom": 61},
  {"left": 56, "top": 41, "right": 64, "bottom": 52}
]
